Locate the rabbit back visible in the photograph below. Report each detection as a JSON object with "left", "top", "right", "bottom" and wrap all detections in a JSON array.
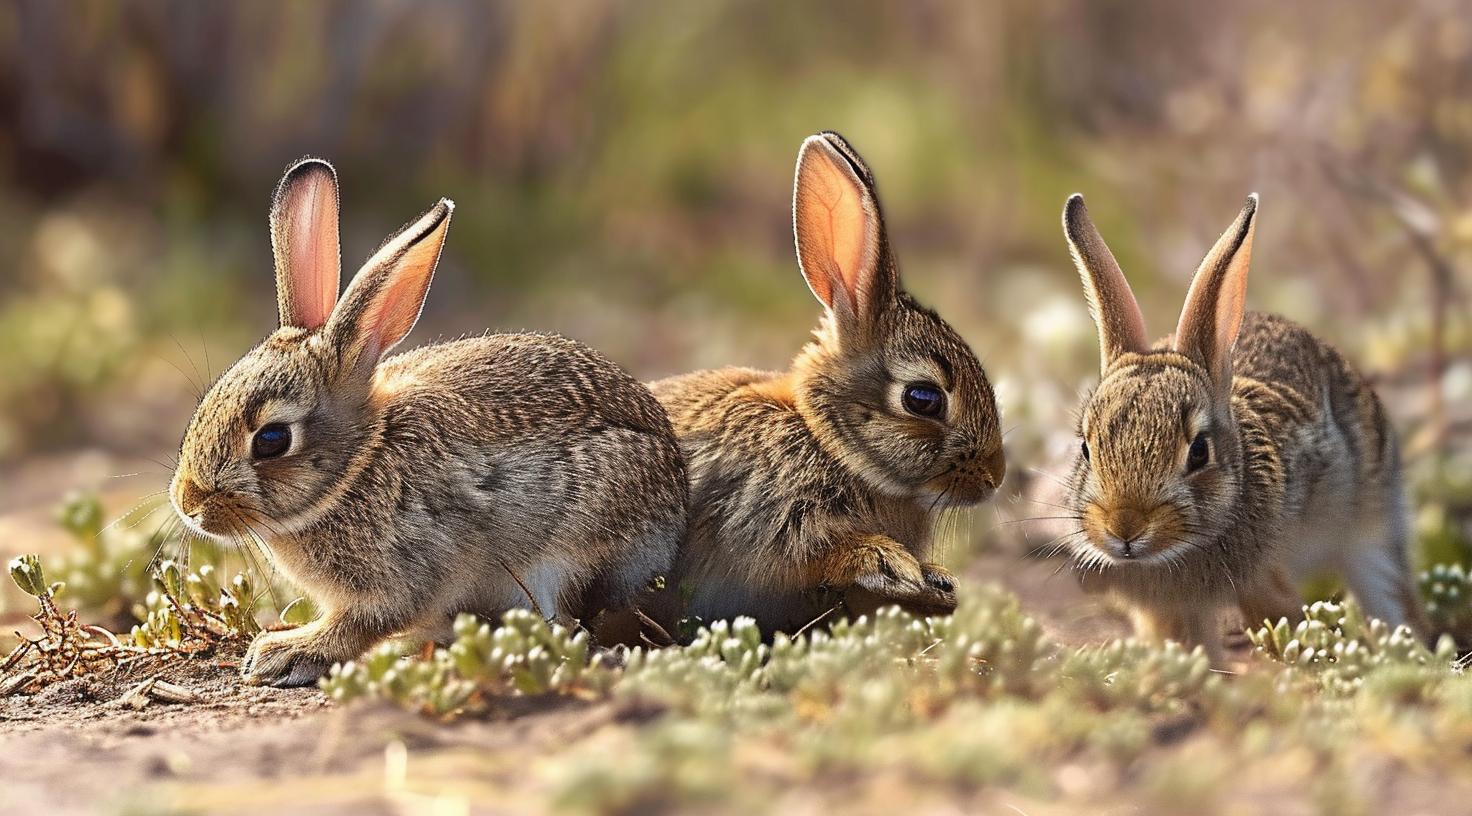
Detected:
[
  {"left": 271, "top": 333, "right": 687, "bottom": 629},
  {"left": 1231, "top": 312, "right": 1423, "bottom": 630}
]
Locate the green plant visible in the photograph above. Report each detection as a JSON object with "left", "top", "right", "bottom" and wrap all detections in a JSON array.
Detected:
[
  {"left": 1061, "top": 638, "right": 1214, "bottom": 714},
  {"left": 128, "top": 559, "right": 260, "bottom": 650},
  {"left": 1, "top": 553, "right": 262, "bottom": 696},
  {"left": 1247, "top": 598, "right": 1458, "bottom": 694},
  {"left": 2, "top": 554, "right": 142, "bottom": 695},
  {"left": 320, "top": 610, "right": 615, "bottom": 717},
  {"left": 1421, "top": 562, "right": 1472, "bottom": 639}
]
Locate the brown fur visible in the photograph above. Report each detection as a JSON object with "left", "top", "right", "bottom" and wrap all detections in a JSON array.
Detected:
[
  {"left": 1061, "top": 194, "right": 1429, "bottom": 666},
  {"left": 649, "top": 133, "right": 1004, "bottom": 635},
  {"left": 171, "top": 159, "right": 688, "bottom": 686}
]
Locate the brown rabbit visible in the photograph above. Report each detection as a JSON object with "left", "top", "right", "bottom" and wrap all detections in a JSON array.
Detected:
[
  {"left": 1060, "top": 193, "right": 1430, "bottom": 666},
  {"left": 170, "top": 158, "right": 688, "bottom": 686},
  {"left": 649, "top": 132, "right": 1006, "bottom": 636}
]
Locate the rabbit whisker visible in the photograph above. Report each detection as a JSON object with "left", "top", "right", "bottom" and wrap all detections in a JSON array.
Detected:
[
  {"left": 990, "top": 515, "right": 1083, "bottom": 529},
  {"left": 145, "top": 517, "right": 187, "bottom": 575},
  {"left": 95, "top": 490, "right": 169, "bottom": 538},
  {"left": 155, "top": 351, "right": 203, "bottom": 400},
  {"left": 1025, "top": 467, "right": 1072, "bottom": 490},
  {"left": 228, "top": 507, "right": 283, "bottom": 612},
  {"left": 168, "top": 331, "right": 208, "bottom": 398},
  {"left": 1009, "top": 495, "right": 1077, "bottom": 513},
  {"left": 145, "top": 456, "right": 179, "bottom": 476}
]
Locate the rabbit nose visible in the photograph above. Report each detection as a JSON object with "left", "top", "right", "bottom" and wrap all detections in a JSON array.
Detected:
[
  {"left": 175, "top": 476, "right": 209, "bottom": 515},
  {"left": 981, "top": 446, "right": 1006, "bottom": 489},
  {"left": 1105, "top": 507, "right": 1149, "bottom": 549}
]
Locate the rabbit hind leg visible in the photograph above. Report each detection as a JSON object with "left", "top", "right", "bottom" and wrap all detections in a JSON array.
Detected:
[{"left": 1341, "top": 506, "right": 1431, "bottom": 641}]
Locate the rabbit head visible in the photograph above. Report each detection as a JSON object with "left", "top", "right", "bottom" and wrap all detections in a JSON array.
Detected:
[
  {"left": 1063, "top": 193, "right": 1258, "bottom": 569},
  {"left": 789, "top": 132, "right": 1004, "bottom": 507},
  {"left": 170, "top": 158, "right": 453, "bottom": 542}
]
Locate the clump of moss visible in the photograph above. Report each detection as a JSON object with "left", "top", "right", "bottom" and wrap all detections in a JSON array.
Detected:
[
  {"left": 1061, "top": 639, "right": 1214, "bottom": 714},
  {"left": 621, "top": 585, "right": 1057, "bottom": 723},
  {"left": 543, "top": 585, "right": 1472, "bottom": 811},
  {"left": 1247, "top": 598, "right": 1458, "bottom": 694},
  {"left": 319, "top": 610, "right": 615, "bottom": 717}
]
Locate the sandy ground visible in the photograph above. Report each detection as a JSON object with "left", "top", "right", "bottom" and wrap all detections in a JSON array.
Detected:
[{"left": 0, "top": 657, "right": 606, "bottom": 816}]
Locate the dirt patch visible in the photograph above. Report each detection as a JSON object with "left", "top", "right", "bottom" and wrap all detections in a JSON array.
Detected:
[
  {"left": 0, "top": 638, "right": 619, "bottom": 816},
  {"left": 1, "top": 647, "right": 323, "bottom": 814},
  {"left": 0, "top": 643, "right": 323, "bottom": 736}
]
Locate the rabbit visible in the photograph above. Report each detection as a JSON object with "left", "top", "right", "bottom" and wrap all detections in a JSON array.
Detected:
[
  {"left": 169, "top": 158, "right": 688, "bottom": 686},
  {"left": 1059, "top": 192, "right": 1430, "bottom": 667},
  {"left": 648, "top": 131, "right": 1006, "bottom": 636}
]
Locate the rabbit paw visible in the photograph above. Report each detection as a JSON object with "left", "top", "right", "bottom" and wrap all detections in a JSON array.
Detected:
[
  {"left": 909, "top": 563, "right": 959, "bottom": 615},
  {"left": 241, "top": 629, "right": 337, "bottom": 688},
  {"left": 920, "top": 563, "right": 956, "bottom": 594},
  {"left": 850, "top": 547, "right": 957, "bottom": 615}
]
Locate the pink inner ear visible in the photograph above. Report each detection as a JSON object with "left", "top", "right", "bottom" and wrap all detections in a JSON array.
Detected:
[
  {"left": 1215, "top": 247, "right": 1250, "bottom": 361},
  {"left": 293, "top": 175, "right": 340, "bottom": 329},
  {"left": 1173, "top": 198, "right": 1256, "bottom": 378},
  {"left": 277, "top": 167, "right": 341, "bottom": 331},
  {"left": 795, "top": 142, "right": 872, "bottom": 310},
  {"left": 357, "top": 216, "right": 450, "bottom": 360}
]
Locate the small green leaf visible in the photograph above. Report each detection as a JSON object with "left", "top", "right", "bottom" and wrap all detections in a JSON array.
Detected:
[{"left": 9, "top": 554, "right": 49, "bottom": 598}]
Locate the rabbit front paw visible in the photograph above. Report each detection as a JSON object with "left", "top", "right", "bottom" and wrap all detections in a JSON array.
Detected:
[
  {"left": 920, "top": 562, "right": 956, "bottom": 594},
  {"left": 911, "top": 562, "right": 959, "bottom": 612},
  {"left": 241, "top": 629, "right": 338, "bottom": 688},
  {"left": 844, "top": 540, "right": 958, "bottom": 616}
]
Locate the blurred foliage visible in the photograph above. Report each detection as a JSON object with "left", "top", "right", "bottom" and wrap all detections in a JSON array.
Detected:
[
  {"left": 1421, "top": 561, "right": 1472, "bottom": 640},
  {"left": 46, "top": 491, "right": 161, "bottom": 625},
  {"left": 15, "top": 492, "right": 304, "bottom": 635}
]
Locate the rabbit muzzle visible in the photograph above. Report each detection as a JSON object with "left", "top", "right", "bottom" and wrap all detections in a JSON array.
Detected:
[{"left": 171, "top": 475, "right": 238, "bottom": 541}]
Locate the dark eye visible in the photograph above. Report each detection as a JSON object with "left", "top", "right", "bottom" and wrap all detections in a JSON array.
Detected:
[
  {"left": 1186, "top": 432, "right": 1210, "bottom": 472},
  {"left": 901, "top": 382, "right": 946, "bottom": 418},
  {"left": 1081, "top": 440, "right": 1090, "bottom": 462},
  {"left": 252, "top": 423, "right": 292, "bottom": 459}
]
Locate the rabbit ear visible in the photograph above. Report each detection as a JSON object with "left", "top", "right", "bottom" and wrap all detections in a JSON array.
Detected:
[
  {"left": 793, "top": 132, "right": 895, "bottom": 341},
  {"left": 271, "top": 158, "right": 341, "bottom": 331},
  {"left": 327, "top": 199, "right": 454, "bottom": 371},
  {"left": 1063, "top": 195, "right": 1150, "bottom": 370},
  {"left": 1173, "top": 195, "right": 1257, "bottom": 386}
]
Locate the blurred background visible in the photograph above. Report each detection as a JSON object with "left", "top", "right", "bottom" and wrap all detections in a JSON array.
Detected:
[{"left": 0, "top": 0, "right": 1468, "bottom": 579}]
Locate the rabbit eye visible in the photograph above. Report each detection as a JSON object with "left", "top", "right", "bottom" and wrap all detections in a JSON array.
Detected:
[
  {"left": 1186, "top": 432, "right": 1210, "bottom": 473},
  {"left": 252, "top": 423, "right": 292, "bottom": 459},
  {"left": 901, "top": 382, "right": 946, "bottom": 418}
]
